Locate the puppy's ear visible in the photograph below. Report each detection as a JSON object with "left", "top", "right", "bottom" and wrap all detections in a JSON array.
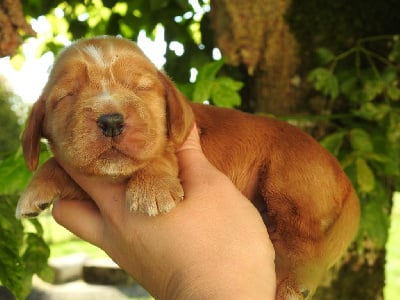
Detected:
[
  {"left": 22, "top": 98, "right": 45, "bottom": 171},
  {"left": 158, "top": 71, "right": 194, "bottom": 147}
]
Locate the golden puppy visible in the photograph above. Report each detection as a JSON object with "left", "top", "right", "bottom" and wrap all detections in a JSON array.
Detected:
[{"left": 16, "top": 36, "right": 360, "bottom": 299}]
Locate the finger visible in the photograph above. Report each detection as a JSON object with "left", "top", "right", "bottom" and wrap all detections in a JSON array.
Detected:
[
  {"left": 52, "top": 198, "right": 104, "bottom": 247},
  {"left": 178, "top": 125, "right": 202, "bottom": 152}
]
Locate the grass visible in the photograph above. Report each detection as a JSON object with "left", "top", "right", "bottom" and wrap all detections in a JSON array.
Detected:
[{"left": 384, "top": 192, "right": 400, "bottom": 300}]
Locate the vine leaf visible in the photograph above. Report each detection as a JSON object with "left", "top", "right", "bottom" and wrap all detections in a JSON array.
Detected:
[
  {"left": 356, "top": 158, "right": 375, "bottom": 193},
  {"left": 349, "top": 128, "right": 374, "bottom": 153},
  {"left": 320, "top": 131, "right": 346, "bottom": 156},
  {"left": 307, "top": 67, "right": 339, "bottom": 99},
  {"left": 315, "top": 47, "right": 335, "bottom": 65},
  {"left": 192, "top": 61, "right": 243, "bottom": 107}
]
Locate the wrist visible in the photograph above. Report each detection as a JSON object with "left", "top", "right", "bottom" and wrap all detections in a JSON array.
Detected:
[{"left": 162, "top": 257, "right": 276, "bottom": 300}]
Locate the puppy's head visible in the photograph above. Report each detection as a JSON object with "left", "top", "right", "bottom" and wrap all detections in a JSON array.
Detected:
[{"left": 23, "top": 36, "right": 194, "bottom": 177}]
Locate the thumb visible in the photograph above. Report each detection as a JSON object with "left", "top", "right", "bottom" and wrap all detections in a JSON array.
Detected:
[
  {"left": 176, "top": 125, "right": 230, "bottom": 192},
  {"left": 176, "top": 125, "right": 204, "bottom": 165},
  {"left": 176, "top": 125, "right": 215, "bottom": 175}
]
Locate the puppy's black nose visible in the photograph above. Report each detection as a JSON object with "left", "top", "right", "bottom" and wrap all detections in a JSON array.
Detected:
[{"left": 97, "top": 113, "right": 124, "bottom": 137}]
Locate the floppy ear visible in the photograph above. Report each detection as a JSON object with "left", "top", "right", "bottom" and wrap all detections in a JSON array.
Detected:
[
  {"left": 158, "top": 71, "right": 195, "bottom": 148},
  {"left": 22, "top": 98, "right": 46, "bottom": 171}
]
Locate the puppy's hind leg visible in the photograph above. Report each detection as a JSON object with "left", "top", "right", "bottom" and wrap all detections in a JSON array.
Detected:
[{"left": 16, "top": 157, "right": 70, "bottom": 218}]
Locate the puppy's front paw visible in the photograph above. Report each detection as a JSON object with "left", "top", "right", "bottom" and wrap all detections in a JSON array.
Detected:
[
  {"left": 16, "top": 158, "right": 67, "bottom": 218},
  {"left": 16, "top": 182, "right": 60, "bottom": 218},
  {"left": 126, "top": 174, "right": 184, "bottom": 216}
]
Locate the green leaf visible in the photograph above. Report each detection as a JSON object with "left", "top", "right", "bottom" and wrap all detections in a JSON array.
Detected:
[
  {"left": 307, "top": 67, "right": 339, "bottom": 99},
  {"left": 0, "top": 196, "right": 33, "bottom": 300},
  {"left": 363, "top": 79, "right": 385, "bottom": 101},
  {"left": 192, "top": 69, "right": 243, "bottom": 107},
  {"left": 176, "top": 82, "right": 194, "bottom": 99},
  {"left": 340, "top": 76, "right": 366, "bottom": 103},
  {"left": 0, "top": 153, "right": 50, "bottom": 299},
  {"left": 358, "top": 181, "right": 390, "bottom": 248},
  {"left": 387, "top": 85, "right": 400, "bottom": 101},
  {"left": 315, "top": 47, "right": 335, "bottom": 65},
  {"left": 356, "top": 102, "right": 391, "bottom": 121},
  {"left": 356, "top": 158, "right": 375, "bottom": 193},
  {"left": 209, "top": 77, "right": 243, "bottom": 107},
  {"left": 196, "top": 60, "right": 224, "bottom": 81},
  {"left": 192, "top": 79, "right": 213, "bottom": 102},
  {"left": 211, "top": 87, "right": 242, "bottom": 107},
  {"left": 22, "top": 233, "right": 51, "bottom": 275},
  {"left": 215, "top": 76, "right": 244, "bottom": 91},
  {"left": 349, "top": 128, "right": 374, "bottom": 153},
  {"left": 388, "top": 111, "right": 400, "bottom": 144},
  {"left": 0, "top": 149, "right": 51, "bottom": 195},
  {"left": 320, "top": 131, "right": 346, "bottom": 156},
  {"left": 382, "top": 67, "right": 397, "bottom": 83},
  {"left": 363, "top": 152, "right": 389, "bottom": 163}
]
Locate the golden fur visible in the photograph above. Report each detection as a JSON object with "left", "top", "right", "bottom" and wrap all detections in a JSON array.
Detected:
[{"left": 16, "top": 36, "right": 360, "bottom": 299}]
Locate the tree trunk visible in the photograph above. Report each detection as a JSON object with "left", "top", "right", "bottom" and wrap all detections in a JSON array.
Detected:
[
  {"left": 210, "top": 0, "right": 301, "bottom": 115},
  {"left": 0, "top": 0, "right": 35, "bottom": 56}
]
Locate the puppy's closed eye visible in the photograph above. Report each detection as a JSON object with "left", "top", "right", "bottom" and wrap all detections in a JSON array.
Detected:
[
  {"left": 47, "top": 91, "right": 74, "bottom": 111},
  {"left": 56, "top": 92, "right": 74, "bottom": 102}
]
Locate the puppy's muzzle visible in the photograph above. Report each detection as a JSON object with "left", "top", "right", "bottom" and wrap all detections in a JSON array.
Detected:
[{"left": 97, "top": 113, "right": 124, "bottom": 137}]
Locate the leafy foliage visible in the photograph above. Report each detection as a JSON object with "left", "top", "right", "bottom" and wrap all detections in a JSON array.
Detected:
[
  {"left": 309, "top": 35, "right": 400, "bottom": 251},
  {"left": 178, "top": 60, "right": 243, "bottom": 107},
  {"left": 0, "top": 191, "right": 52, "bottom": 300},
  {"left": 0, "top": 77, "right": 23, "bottom": 159},
  {"left": 0, "top": 139, "right": 52, "bottom": 298},
  {"left": 308, "top": 68, "right": 339, "bottom": 99},
  {"left": 0, "top": 77, "right": 50, "bottom": 299},
  {"left": 0, "top": 196, "right": 52, "bottom": 300},
  {"left": 21, "top": 0, "right": 213, "bottom": 83}
]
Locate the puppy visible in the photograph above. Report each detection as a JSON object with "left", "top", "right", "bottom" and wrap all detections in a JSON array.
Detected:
[{"left": 16, "top": 36, "right": 360, "bottom": 299}]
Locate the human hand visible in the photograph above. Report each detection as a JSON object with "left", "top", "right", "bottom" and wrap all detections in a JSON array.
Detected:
[{"left": 52, "top": 126, "right": 276, "bottom": 299}]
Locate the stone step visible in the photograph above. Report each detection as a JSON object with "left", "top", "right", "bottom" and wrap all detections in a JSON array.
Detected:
[
  {"left": 28, "top": 254, "right": 152, "bottom": 300},
  {"left": 83, "top": 258, "right": 135, "bottom": 285},
  {"left": 48, "top": 253, "right": 88, "bottom": 284},
  {"left": 28, "top": 276, "right": 151, "bottom": 300}
]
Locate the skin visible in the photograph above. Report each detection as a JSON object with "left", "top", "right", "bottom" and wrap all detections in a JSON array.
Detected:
[{"left": 52, "top": 126, "right": 276, "bottom": 299}]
